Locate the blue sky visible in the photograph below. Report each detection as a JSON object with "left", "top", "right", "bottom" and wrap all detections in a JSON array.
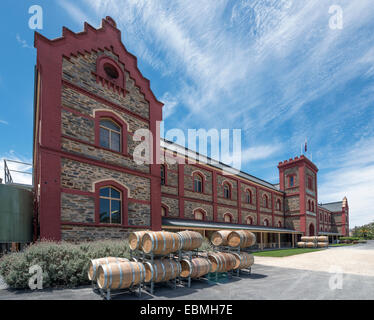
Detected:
[{"left": 1, "top": 0, "right": 374, "bottom": 227}]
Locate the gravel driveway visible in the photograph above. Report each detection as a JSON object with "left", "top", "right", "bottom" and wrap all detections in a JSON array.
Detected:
[{"left": 255, "top": 241, "right": 374, "bottom": 276}]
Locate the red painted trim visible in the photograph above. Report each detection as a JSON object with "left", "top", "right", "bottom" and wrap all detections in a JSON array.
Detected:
[
  {"left": 178, "top": 164, "right": 185, "bottom": 218},
  {"left": 212, "top": 170, "right": 218, "bottom": 221},
  {"left": 95, "top": 55, "right": 126, "bottom": 93},
  {"left": 61, "top": 221, "right": 147, "bottom": 229}
]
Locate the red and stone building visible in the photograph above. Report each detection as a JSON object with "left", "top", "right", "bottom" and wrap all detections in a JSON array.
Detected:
[{"left": 32, "top": 17, "right": 349, "bottom": 247}]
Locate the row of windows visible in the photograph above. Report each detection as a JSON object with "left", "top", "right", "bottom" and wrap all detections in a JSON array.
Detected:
[
  {"left": 161, "top": 166, "right": 282, "bottom": 208},
  {"left": 100, "top": 185, "right": 284, "bottom": 229},
  {"left": 161, "top": 207, "right": 282, "bottom": 227}
]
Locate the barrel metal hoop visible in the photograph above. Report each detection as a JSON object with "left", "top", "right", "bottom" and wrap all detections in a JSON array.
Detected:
[
  {"left": 108, "top": 262, "right": 113, "bottom": 288},
  {"left": 129, "top": 261, "right": 135, "bottom": 287},
  {"left": 161, "top": 231, "right": 166, "bottom": 252},
  {"left": 117, "top": 261, "right": 123, "bottom": 290},
  {"left": 103, "top": 265, "right": 108, "bottom": 289},
  {"left": 160, "top": 261, "right": 166, "bottom": 281}
]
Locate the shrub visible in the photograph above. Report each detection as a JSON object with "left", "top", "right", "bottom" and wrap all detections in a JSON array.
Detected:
[
  {"left": 200, "top": 238, "right": 213, "bottom": 252},
  {"left": 0, "top": 240, "right": 130, "bottom": 289}
]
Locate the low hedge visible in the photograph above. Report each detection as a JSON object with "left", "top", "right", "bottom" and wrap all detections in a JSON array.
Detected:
[{"left": 0, "top": 240, "right": 131, "bottom": 289}]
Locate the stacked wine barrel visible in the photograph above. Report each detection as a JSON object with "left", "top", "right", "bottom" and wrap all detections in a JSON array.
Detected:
[
  {"left": 232, "top": 252, "right": 255, "bottom": 270},
  {"left": 298, "top": 236, "right": 329, "bottom": 248},
  {"left": 207, "top": 252, "right": 237, "bottom": 272},
  {"left": 210, "top": 230, "right": 256, "bottom": 249},
  {"left": 143, "top": 259, "right": 181, "bottom": 283},
  {"left": 89, "top": 257, "right": 145, "bottom": 290},
  {"left": 179, "top": 257, "right": 211, "bottom": 279}
]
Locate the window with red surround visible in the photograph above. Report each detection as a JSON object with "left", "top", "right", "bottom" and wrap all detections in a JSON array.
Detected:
[
  {"left": 95, "top": 55, "right": 126, "bottom": 96},
  {"left": 223, "top": 182, "right": 231, "bottom": 199},
  {"left": 224, "top": 213, "right": 233, "bottom": 223},
  {"left": 246, "top": 216, "right": 253, "bottom": 225},
  {"left": 94, "top": 111, "right": 128, "bottom": 155},
  {"left": 287, "top": 174, "right": 295, "bottom": 188},
  {"left": 245, "top": 189, "right": 252, "bottom": 204},
  {"left": 161, "top": 205, "right": 168, "bottom": 217},
  {"left": 263, "top": 194, "right": 269, "bottom": 208},
  {"left": 307, "top": 176, "right": 313, "bottom": 190},
  {"left": 194, "top": 209, "right": 205, "bottom": 221},
  {"left": 94, "top": 180, "right": 128, "bottom": 226},
  {"left": 193, "top": 172, "right": 204, "bottom": 193}
]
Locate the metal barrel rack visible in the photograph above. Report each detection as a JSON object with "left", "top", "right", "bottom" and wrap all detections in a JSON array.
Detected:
[
  {"left": 91, "top": 279, "right": 142, "bottom": 301},
  {"left": 131, "top": 249, "right": 178, "bottom": 295},
  {"left": 211, "top": 244, "right": 253, "bottom": 278},
  {"left": 177, "top": 248, "right": 209, "bottom": 288}
]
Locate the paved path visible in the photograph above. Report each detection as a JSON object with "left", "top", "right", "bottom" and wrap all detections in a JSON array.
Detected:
[
  {"left": 0, "top": 241, "right": 373, "bottom": 300},
  {"left": 254, "top": 241, "right": 374, "bottom": 276}
]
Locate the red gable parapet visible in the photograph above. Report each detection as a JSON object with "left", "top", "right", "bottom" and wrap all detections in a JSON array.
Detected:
[{"left": 34, "top": 16, "right": 164, "bottom": 109}]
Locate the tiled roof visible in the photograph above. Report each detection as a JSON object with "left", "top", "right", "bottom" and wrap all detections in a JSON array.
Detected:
[
  {"left": 161, "top": 139, "right": 282, "bottom": 192},
  {"left": 319, "top": 201, "right": 343, "bottom": 212},
  {"left": 162, "top": 217, "right": 301, "bottom": 233}
]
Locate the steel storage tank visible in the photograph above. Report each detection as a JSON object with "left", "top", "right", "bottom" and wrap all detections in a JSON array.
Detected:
[{"left": 0, "top": 184, "right": 33, "bottom": 243}]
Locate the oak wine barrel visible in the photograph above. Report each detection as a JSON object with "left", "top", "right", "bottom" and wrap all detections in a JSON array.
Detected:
[
  {"left": 227, "top": 230, "right": 256, "bottom": 248},
  {"left": 96, "top": 261, "right": 145, "bottom": 290},
  {"left": 178, "top": 230, "right": 203, "bottom": 251},
  {"left": 317, "top": 236, "right": 328, "bottom": 242},
  {"left": 180, "top": 257, "right": 211, "bottom": 278},
  {"left": 143, "top": 259, "right": 181, "bottom": 283},
  {"left": 297, "top": 242, "right": 306, "bottom": 248},
  {"left": 317, "top": 242, "right": 328, "bottom": 248},
  {"left": 211, "top": 230, "right": 232, "bottom": 246},
  {"left": 232, "top": 252, "right": 255, "bottom": 270},
  {"left": 207, "top": 252, "right": 236, "bottom": 273},
  {"left": 88, "top": 257, "right": 129, "bottom": 281},
  {"left": 129, "top": 231, "right": 148, "bottom": 250},
  {"left": 141, "top": 231, "right": 181, "bottom": 255},
  {"left": 306, "top": 242, "right": 315, "bottom": 248}
]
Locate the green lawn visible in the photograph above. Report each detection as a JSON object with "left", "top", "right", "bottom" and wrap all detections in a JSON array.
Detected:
[
  {"left": 329, "top": 243, "right": 355, "bottom": 247},
  {"left": 252, "top": 248, "right": 323, "bottom": 257}
]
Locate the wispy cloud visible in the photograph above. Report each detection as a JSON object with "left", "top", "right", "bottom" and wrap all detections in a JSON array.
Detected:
[
  {"left": 318, "top": 137, "right": 374, "bottom": 227},
  {"left": 57, "top": 0, "right": 97, "bottom": 27},
  {"left": 16, "top": 34, "right": 32, "bottom": 49},
  {"left": 0, "top": 120, "right": 8, "bottom": 125}
]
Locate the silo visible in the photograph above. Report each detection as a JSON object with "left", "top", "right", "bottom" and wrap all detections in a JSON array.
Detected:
[{"left": 0, "top": 184, "right": 33, "bottom": 243}]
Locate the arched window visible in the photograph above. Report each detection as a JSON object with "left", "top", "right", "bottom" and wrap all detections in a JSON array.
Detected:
[
  {"left": 161, "top": 165, "right": 166, "bottom": 185},
  {"left": 288, "top": 175, "right": 295, "bottom": 187},
  {"left": 224, "top": 213, "right": 232, "bottom": 223},
  {"left": 308, "top": 200, "right": 311, "bottom": 211},
  {"left": 100, "top": 119, "right": 121, "bottom": 152},
  {"left": 311, "top": 201, "right": 314, "bottom": 212},
  {"left": 99, "top": 186, "right": 122, "bottom": 224},
  {"left": 278, "top": 221, "right": 282, "bottom": 228},
  {"left": 246, "top": 216, "right": 253, "bottom": 225},
  {"left": 263, "top": 194, "right": 269, "bottom": 208},
  {"left": 161, "top": 206, "right": 167, "bottom": 217},
  {"left": 194, "top": 210, "right": 204, "bottom": 221},
  {"left": 193, "top": 173, "right": 203, "bottom": 193},
  {"left": 223, "top": 183, "right": 231, "bottom": 199},
  {"left": 245, "top": 189, "right": 252, "bottom": 204},
  {"left": 276, "top": 199, "right": 281, "bottom": 211},
  {"left": 263, "top": 219, "right": 269, "bottom": 227}
]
